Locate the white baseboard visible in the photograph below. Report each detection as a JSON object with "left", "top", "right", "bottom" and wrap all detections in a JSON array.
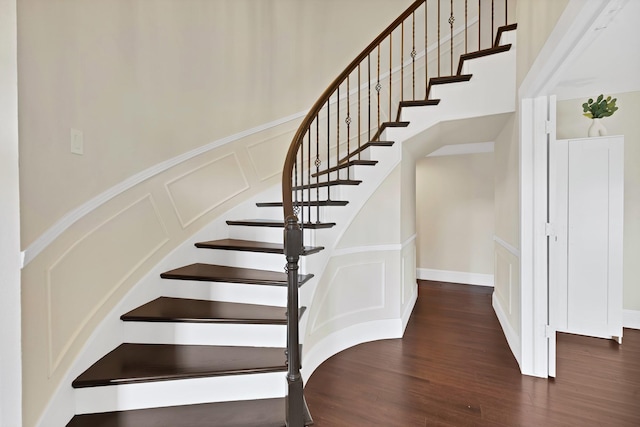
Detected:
[
  {"left": 416, "top": 268, "right": 494, "bottom": 287},
  {"left": 401, "top": 286, "right": 419, "bottom": 333},
  {"left": 492, "top": 292, "right": 521, "bottom": 366},
  {"left": 624, "top": 310, "right": 640, "bottom": 330},
  {"left": 301, "top": 318, "right": 403, "bottom": 382}
]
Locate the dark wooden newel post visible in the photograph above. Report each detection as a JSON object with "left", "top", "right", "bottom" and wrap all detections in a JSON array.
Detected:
[{"left": 284, "top": 215, "right": 304, "bottom": 427}]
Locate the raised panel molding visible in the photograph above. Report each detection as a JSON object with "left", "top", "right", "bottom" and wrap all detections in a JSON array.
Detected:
[
  {"left": 310, "top": 261, "right": 386, "bottom": 334},
  {"left": 246, "top": 131, "right": 293, "bottom": 181},
  {"left": 165, "top": 152, "right": 249, "bottom": 228},
  {"left": 46, "top": 195, "right": 169, "bottom": 374},
  {"left": 494, "top": 241, "right": 520, "bottom": 336}
]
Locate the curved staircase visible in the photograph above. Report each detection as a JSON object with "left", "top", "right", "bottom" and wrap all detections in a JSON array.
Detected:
[{"left": 66, "top": 1, "right": 516, "bottom": 425}]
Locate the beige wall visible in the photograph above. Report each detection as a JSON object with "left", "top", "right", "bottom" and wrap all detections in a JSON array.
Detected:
[
  {"left": 515, "top": 0, "right": 569, "bottom": 87},
  {"left": 556, "top": 91, "right": 640, "bottom": 311},
  {"left": 18, "top": 0, "right": 413, "bottom": 247},
  {"left": 416, "top": 152, "right": 495, "bottom": 275},
  {"left": 494, "top": 113, "right": 519, "bottom": 246}
]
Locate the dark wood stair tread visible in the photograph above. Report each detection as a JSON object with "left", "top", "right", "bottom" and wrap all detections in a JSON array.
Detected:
[
  {"left": 72, "top": 343, "right": 286, "bottom": 388},
  {"left": 426, "top": 74, "right": 473, "bottom": 97},
  {"left": 456, "top": 44, "right": 512, "bottom": 75},
  {"left": 226, "top": 219, "right": 335, "bottom": 229},
  {"left": 121, "top": 297, "right": 307, "bottom": 324},
  {"left": 370, "top": 122, "right": 409, "bottom": 144},
  {"left": 291, "top": 179, "right": 361, "bottom": 191},
  {"left": 256, "top": 200, "right": 349, "bottom": 207},
  {"left": 338, "top": 140, "right": 395, "bottom": 164},
  {"left": 396, "top": 99, "right": 441, "bottom": 121},
  {"left": 66, "top": 397, "right": 313, "bottom": 427},
  {"left": 195, "top": 238, "right": 324, "bottom": 255},
  {"left": 311, "top": 159, "right": 378, "bottom": 178},
  {"left": 494, "top": 23, "right": 517, "bottom": 47},
  {"left": 161, "top": 263, "right": 313, "bottom": 287}
]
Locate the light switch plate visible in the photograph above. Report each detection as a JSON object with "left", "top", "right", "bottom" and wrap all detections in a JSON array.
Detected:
[{"left": 71, "top": 128, "right": 83, "bottom": 155}]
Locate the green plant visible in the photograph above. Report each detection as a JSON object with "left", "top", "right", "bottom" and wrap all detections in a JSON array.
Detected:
[{"left": 582, "top": 94, "right": 618, "bottom": 119}]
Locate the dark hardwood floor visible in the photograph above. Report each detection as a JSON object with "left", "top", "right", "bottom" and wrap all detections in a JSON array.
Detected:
[{"left": 304, "top": 280, "right": 640, "bottom": 426}]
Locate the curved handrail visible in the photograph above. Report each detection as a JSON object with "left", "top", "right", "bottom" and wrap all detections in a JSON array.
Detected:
[
  {"left": 282, "top": 0, "right": 427, "bottom": 218},
  {"left": 281, "top": 1, "right": 512, "bottom": 423}
]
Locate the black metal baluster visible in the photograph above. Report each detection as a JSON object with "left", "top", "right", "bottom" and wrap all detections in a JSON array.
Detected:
[
  {"left": 425, "top": 0, "right": 429, "bottom": 99},
  {"left": 412, "top": 11, "right": 416, "bottom": 100},
  {"left": 450, "top": 0, "right": 454, "bottom": 75},
  {"left": 315, "top": 118, "right": 320, "bottom": 221},
  {"left": 346, "top": 75, "right": 351, "bottom": 179}
]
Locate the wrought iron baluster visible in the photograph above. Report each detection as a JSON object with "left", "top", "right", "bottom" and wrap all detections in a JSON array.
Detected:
[
  {"left": 298, "top": 148, "right": 304, "bottom": 233},
  {"left": 438, "top": 0, "right": 441, "bottom": 77},
  {"left": 425, "top": 0, "right": 428, "bottom": 99},
  {"left": 376, "top": 45, "right": 381, "bottom": 130},
  {"left": 465, "top": 0, "right": 468, "bottom": 53},
  {"left": 326, "top": 99, "right": 331, "bottom": 201},
  {"left": 492, "top": 0, "right": 495, "bottom": 46},
  {"left": 346, "top": 75, "right": 351, "bottom": 179},
  {"left": 478, "top": 0, "right": 481, "bottom": 50},
  {"left": 401, "top": 22, "right": 404, "bottom": 102},
  {"left": 315, "top": 118, "right": 320, "bottom": 220},
  {"left": 449, "top": 0, "right": 454, "bottom": 75},
  {"left": 358, "top": 63, "right": 361, "bottom": 154},
  {"left": 336, "top": 86, "right": 340, "bottom": 168},
  {"left": 389, "top": 33, "right": 392, "bottom": 120},
  {"left": 411, "top": 11, "right": 416, "bottom": 100},
  {"left": 368, "top": 54, "right": 371, "bottom": 148},
  {"left": 505, "top": 0, "right": 508, "bottom": 25}
]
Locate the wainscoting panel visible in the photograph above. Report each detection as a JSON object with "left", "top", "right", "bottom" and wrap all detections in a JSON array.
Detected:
[
  {"left": 46, "top": 195, "right": 169, "bottom": 374},
  {"left": 493, "top": 239, "right": 521, "bottom": 339},
  {"left": 165, "top": 153, "right": 249, "bottom": 227},
  {"left": 246, "top": 131, "right": 293, "bottom": 181},
  {"left": 310, "top": 261, "right": 386, "bottom": 334}
]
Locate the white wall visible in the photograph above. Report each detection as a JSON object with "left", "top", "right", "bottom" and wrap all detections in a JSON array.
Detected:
[
  {"left": 0, "top": 0, "right": 22, "bottom": 424},
  {"left": 556, "top": 91, "right": 640, "bottom": 313},
  {"left": 416, "top": 152, "right": 495, "bottom": 284}
]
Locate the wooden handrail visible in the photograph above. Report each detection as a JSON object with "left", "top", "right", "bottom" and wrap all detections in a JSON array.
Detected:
[{"left": 281, "top": 0, "right": 427, "bottom": 218}]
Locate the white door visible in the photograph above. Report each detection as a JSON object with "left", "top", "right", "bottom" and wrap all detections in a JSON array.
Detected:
[{"left": 549, "top": 136, "right": 624, "bottom": 359}]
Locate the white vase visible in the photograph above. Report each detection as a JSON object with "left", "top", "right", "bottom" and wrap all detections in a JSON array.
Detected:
[{"left": 588, "top": 118, "right": 608, "bottom": 137}]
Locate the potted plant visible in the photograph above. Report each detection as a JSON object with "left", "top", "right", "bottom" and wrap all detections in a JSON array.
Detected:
[{"left": 582, "top": 94, "right": 618, "bottom": 137}]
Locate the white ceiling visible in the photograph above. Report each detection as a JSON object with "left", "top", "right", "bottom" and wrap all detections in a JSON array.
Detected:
[{"left": 552, "top": 0, "right": 640, "bottom": 101}]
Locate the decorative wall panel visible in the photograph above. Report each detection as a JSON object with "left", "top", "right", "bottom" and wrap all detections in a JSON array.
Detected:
[
  {"left": 310, "top": 261, "right": 386, "bottom": 333},
  {"left": 166, "top": 153, "right": 249, "bottom": 227},
  {"left": 47, "top": 195, "right": 169, "bottom": 373},
  {"left": 246, "top": 132, "right": 292, "bottom": 181}
]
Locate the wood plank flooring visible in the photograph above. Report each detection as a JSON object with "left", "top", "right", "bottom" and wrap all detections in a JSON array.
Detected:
[{"left": 304, "top": 280, "right": 640, "bottom": 426}]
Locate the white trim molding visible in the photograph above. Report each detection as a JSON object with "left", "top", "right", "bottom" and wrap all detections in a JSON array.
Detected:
[
  {"left": 494, "top": 235, "right": 520, "bottom": 258},
  {"left": 427, "top": 141, "right": 494, "bottom": 157},
  {"left": 416, "top": 268, "right": 494, "bottom": 287},
  {"left": 301, "top": 319, "right": 404, "bottom": 382},
  {"left": 492, "top": 292, "right": 522, "bottom": 365},
  {"left": 623, "top": 310, "right": 640, "bottom": 330}
]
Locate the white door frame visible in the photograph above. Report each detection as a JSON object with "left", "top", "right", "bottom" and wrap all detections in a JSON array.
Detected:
[
  {"left": 517, "top": 0, "right": 614, "bottom": 377},
  {"left": 0, "top": 0, "right": 23, "bottom": 425}
]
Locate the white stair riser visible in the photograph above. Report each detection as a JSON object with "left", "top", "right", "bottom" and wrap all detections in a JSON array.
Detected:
[
  {"left": 161, "top": 280, "right": 289, "bottom": 307},
  {"left": 227, "top": 223, "right": 320, "bottom": 243},
  {"left": 123, "top": 322, "right": 286, "bottom": 347},
  {"left": 75, "top": 371, "right": 286, "bottom": 414}
]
